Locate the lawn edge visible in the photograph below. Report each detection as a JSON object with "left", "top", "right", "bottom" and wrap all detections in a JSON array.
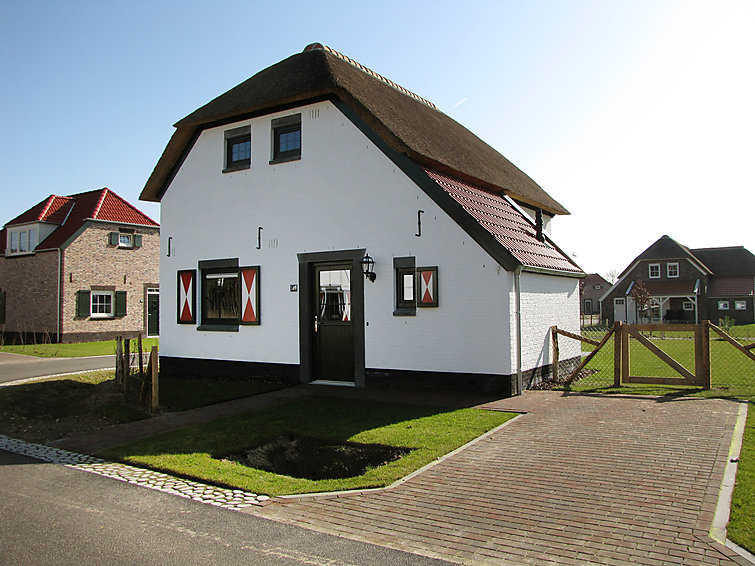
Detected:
[
  {"left": 710, "top": 401, "right": 747, "bottom": 543},
  {"left": 272, "top": 412, "right": 522, "bottom": 502}
]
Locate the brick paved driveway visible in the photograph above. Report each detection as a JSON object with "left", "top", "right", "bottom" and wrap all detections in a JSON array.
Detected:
[{"left": 254, "top": 393, "right": 748, "bottom": 565}]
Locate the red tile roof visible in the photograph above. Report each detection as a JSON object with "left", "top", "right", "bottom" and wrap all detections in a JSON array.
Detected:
[
  {"left": 2, "top": 188, "right": 158, "bottom": 253},
  {"left": 425, "top": 168, "right": 582, "bottom": 274}
]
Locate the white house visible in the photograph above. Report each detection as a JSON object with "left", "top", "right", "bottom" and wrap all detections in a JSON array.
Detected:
[{"left": 140, "top": 44, "right": 583, "bottom": 394}]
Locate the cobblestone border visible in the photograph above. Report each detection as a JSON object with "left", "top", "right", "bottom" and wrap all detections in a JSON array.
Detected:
[{"left": 0, "top": 434, "right": 269, "bottom": 509}]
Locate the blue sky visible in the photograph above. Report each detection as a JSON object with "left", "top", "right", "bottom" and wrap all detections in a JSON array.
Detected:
[{"left": 1, "top": 0, "right": 753, "bottom": 277}]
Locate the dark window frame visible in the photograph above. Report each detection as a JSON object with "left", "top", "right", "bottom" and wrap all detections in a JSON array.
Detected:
[
  {"left": 198, "top": 258, "right": 242, "bottom": 331},
  {"left": 223, "top": 126, "right": 251, "bottom": 173},
  {"left": 270, "top": 114, "right": 301, "bottom": 164},
  {"left": 393, "top": 256, "right": 416, "bottom": 316}
]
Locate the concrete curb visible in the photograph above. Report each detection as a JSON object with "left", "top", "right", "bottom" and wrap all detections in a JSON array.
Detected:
[{"left": 710, "top": 401, "right": 753, "bottom": 564}]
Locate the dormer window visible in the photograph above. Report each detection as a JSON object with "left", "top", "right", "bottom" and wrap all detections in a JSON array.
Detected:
[{"left": 6, "top": 226, "right": 38, "bottom": 255}]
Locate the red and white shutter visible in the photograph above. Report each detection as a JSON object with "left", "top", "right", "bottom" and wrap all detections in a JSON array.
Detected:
[
  {"left": 177, "top": 270, "right": 196, "bottom": 324},
  {"left": 418, "top": 267, "right": 438, "bottom": 307},
  {"left": 240, "top": 266, "right": 260, "bottom": 325}
]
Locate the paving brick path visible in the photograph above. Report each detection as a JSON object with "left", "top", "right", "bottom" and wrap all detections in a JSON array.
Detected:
[{"left": 254, "top": 393, "right": 748, "bottom": 565}]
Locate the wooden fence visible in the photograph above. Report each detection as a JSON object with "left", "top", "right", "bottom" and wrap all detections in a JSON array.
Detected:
[{"left": 551, "top": 321, "right": 755, "bottom": 388}]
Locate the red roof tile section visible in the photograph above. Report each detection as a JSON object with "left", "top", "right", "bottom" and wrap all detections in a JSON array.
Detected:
[
  {"left": 425, "top": 168, "right": 582, "bottom": 274},
  {"left": 2, "top": 188, "right": 157, "bottom": 252}
]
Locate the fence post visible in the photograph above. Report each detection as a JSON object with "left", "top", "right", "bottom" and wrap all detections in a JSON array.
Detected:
[
  {"left": 124, "top": 339, "right": 130, "bottom": 378},
  {"left": 137, "top": 334, "right": 144, "bottom": 376},
  {"left": 621, "top": 323, "right": 630, "bottom": 384},
  {"left": 115, "top": 337, "right": 123, "bottom": 385},
  {"left": 695, "top": 320, "right": 711, "bottom": 389},
  {"left": 551, "top": 326, "right": 559, "bottom": 383},
  {"left": 613, "top": 321, "right": 622, "bottom": 387},
  {"left": 150, "top": 345, "right": 159, "bottom": 412}
]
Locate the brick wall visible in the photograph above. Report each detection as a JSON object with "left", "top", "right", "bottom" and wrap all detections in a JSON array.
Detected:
[
  {"left": 61, "top": 222, "right": 159, "bottom": 342},
  {"left": 0, "top": 249, "right": 59, "bottom": 340}
]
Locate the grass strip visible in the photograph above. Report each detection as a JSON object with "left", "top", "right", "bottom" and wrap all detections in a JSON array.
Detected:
[
  {"left": 728, "top": 402, "right": 754, "bottom": 553},
  {"left": 101, "top": 397, "right": 515, "bottom": 496},
  {"left": 0, "top": 338, "right": 159, "bottom": 358}
]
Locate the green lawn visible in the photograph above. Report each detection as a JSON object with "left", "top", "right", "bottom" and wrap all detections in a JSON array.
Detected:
[
  {"left": 0, "top": 338, "right": 159, "bottom": 358},
  {"left": 101, "top": 397, "right": 515, "bottom": 496},
  {"left": 159, "top": 376, "right": 286, "bottom": 412}
]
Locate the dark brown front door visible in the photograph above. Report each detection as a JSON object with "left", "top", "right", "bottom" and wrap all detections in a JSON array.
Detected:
[{"left": 313, "top": 264, "right": 354, "bottom": 382}]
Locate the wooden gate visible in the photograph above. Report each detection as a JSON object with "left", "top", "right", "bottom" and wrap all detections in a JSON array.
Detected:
[{"left": 553, "top": 321, "right": 755, "bottom": 389}]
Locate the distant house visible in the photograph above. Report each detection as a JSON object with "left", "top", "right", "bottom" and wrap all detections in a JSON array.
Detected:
[
  {"left": 580, "top": 274, "right": 610, "bottom": 320},
  {"left": 0, "top": 189, "right": 160, "bottom": 343},
  {"left": 600, "top": 235, "right": 755, "bottom": 325},
  {"left": 140, "top": 43, "right": 584, "bottom": 393}
]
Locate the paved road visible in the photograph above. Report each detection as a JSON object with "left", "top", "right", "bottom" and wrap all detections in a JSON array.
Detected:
[
  {"left": 0, "top": 352, "right": 115, "bottom": 383},
  {"left": 0, "top": 449, "right": 451, "bottom": 566}
]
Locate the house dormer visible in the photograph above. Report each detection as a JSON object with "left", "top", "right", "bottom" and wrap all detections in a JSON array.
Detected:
[{"left": 4, "top": 222, "right": 58, "bottom": 256}]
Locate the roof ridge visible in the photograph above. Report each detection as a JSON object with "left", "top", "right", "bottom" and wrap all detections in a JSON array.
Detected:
[
  {"left": 91, "top": 188, "right": 109, "bottom": 219},
  {"left": 304, "top": 43, "right": 438, "bottom": 111},
  {"left": 691, "top": 245, "right": 745, "bottom": 252},
  {"left": 36, "top": 195, "right": 58, "bottom": 221}
]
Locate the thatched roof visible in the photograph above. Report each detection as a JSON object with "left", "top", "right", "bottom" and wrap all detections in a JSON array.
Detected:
[{"left": 140, "top": 44, "right": 569, "bottom": 215}]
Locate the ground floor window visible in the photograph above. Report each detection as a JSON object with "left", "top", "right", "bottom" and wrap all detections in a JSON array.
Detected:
[
  {"left": 195, "top": 261, "right": 260, "bottom": 328},
  {"left": 718, "top": 300, "right": 730, "bottom": 311},
  {"left": 76, "top": 289, "right": 126, "bottom": 318},
  {"left": 735, "top": 300, "right": 747, "bottom": 311},
  {"left": 202, "top": 270, "right": 240, "bottom": 325},
  {"left": 91, "top": 291, "right": 114, "bottom": 318}
]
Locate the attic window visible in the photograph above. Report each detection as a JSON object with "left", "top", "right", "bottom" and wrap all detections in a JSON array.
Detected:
[
  {"left": 271, "top": 114, "right": 301, "bottom": 164},
  {"left": 224, "top": 126, "right": 251, "bottom": 172},
  {"left": 649, "top": 263, "right": 660, "bottom": 279},
  {"left": 6, "top": 227, "right": 38, "bottom": 255}
]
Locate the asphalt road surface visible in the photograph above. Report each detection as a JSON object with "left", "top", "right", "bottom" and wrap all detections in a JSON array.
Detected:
[
  {"left": 0, "top": 352, "right": 115, "bottom": 383},
  {"left": 0, "top": 449, "right": 451, "bottom": 566}
]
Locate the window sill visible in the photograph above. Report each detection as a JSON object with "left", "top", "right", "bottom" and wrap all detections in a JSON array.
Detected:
[
  {"left": 222, "top": 164, "right": 250, "bottom": 174},
  {"left": 393, "top": 308, "right": 416, "bottom": 317},
  {"left": 197, "top": 324, "right": 239, "bottom": 332},
  {"left": 269, "top": 154, "right": 301, "bottom": 165}
]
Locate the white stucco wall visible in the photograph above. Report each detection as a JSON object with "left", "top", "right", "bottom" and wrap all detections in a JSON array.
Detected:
[
  {"left": 514, "top": 271, "right": 581, "bottom": 374},
  {"left": 160, "top": 101, "right": 517, "bottom": 376}
]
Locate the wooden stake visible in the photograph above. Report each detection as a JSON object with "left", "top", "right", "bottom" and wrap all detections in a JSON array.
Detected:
[
  {"left": 115, "top": 337, "right": 123, "bottom": 385},
  {"left": 138, "top": 334, "right": 144, "bottom": 376},
  {"left": 551, "top": 326, "right": 559, "bottom": 383},
  {"left": 150, "top": 345, "right": 159, "bottom": 412},
  {"left": 613, "top": 322, "right": 622, "bottom": 387}
]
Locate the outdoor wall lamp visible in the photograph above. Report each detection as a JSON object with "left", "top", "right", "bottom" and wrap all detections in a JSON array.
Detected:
[{"left": 361, "top": 253, "right": 376, "bottom": 282}]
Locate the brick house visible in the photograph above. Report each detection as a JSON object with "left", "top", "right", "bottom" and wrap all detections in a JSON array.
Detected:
[
  {"left": 600, "top": 235, "right": 755, "bottom": 325},
  {"left": 580, "top": 273, "right": 610, "bottom": 320},
  {"left": 0, "top": 188, "right": 160, "bottom": 343},
  {"left": 140, "top": 44, "right": 584, "bottom": 393}
]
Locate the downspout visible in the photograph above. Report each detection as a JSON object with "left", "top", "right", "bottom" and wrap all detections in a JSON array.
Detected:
[{"left": 514, "top": 266, "right": 523, "bottom": 396}]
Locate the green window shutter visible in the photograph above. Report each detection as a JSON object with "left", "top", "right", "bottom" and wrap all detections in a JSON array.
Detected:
[
  {"left": 108, "top": 232, "right": 119, "bottom": 246},
  {"left": 76, "top": 290, "right": 91, "bottom": 317},
  {"left": 0, "top": 290, "right": 6, "bottom": 324},
  {"left": 115, "top": 291, "right": 127, "bottom": 317},
  {"left": 133, "top": 234, "right": 142, "bottom": 248}
]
